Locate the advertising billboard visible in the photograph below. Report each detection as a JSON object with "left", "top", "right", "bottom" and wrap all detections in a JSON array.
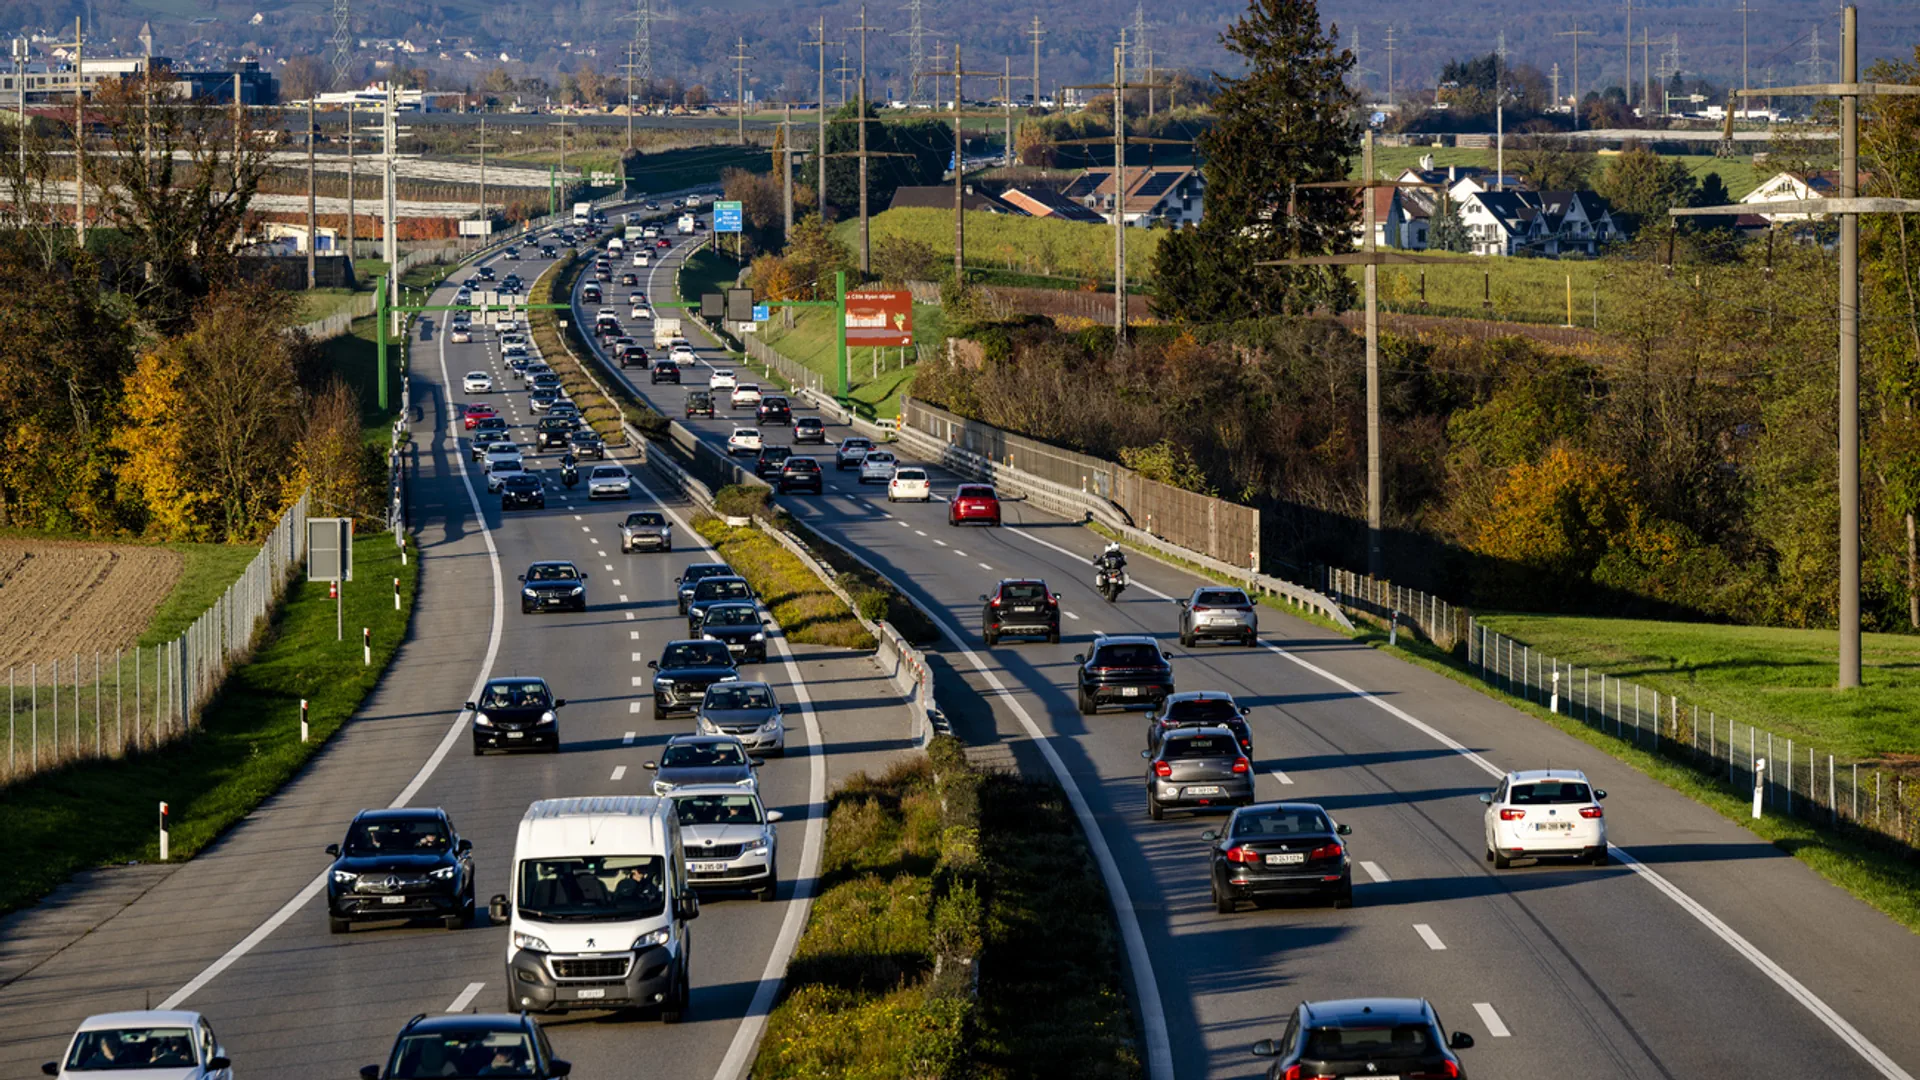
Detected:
[{"left": 844, "top": 290, "right": 913, "bottom": 347}]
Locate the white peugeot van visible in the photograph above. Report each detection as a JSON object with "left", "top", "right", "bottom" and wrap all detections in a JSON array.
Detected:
[{"left": 488, "top": 796, "right": 698, "bottom": 1021}]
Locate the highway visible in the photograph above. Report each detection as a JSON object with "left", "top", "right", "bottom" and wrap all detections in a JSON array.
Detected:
[
  {"left": 588, "top": 215, "right": 1920, "bottom": 1080},
  {"left": 0, "top": 211, "right": 919, "bottom": 1080}
]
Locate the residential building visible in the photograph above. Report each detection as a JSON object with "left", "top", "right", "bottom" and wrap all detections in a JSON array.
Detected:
[
  {"left": 1396, "top": 162, "right": 1525, "bottom": 204},
  {"left": 998, "top": 186, "right": 1106, "bottom": 223},
  {"left": 1741, "top": 170, "right": 1867, "bottom": 222},
  {"left": 1061, "top": 166, "right": 1205, "bottom": 228},
  {"left": 1458, "top": 189, "right": 1537, "bottom": 255},
  {"left": 1454, "top": 188, "right": 1619, "bottom": 256}
]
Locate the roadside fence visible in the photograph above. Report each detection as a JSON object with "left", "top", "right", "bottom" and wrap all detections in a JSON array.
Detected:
[{"left": 3, "top": 493, "right": 310, "bottom": 787}]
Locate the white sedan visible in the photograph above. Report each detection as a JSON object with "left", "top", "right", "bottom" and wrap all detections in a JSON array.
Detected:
[
  {"left": 484, "top": 458, "right": 525, "bottom": 493},
  {"left": 859, "top": 450, "right": 898, "bottom": 485},
  {"left": 462, "top": 371, "right": 493, "bottom": 393},
  {"left": 709, "top": 369, "right": 738, "bottom": 391},
  {"left": 1482, "top": 768, "right": 1608, "bottom": 868},
  {"left": 727, "top": 428, "right": 764, "bottom": 455},
  {"left": 450, "top": 326, "right": 472, "bottom": 344},
  {"left": 587, "top": 464, "right": 633, "bottom": 500},
  {"left": 887, "top": 466, "right": 931, "bottom": 502},
  {"left": 730, "top": 384, "right": 762, "bottom": 409},
  {"left": 47, "top": 1010, "right": 233, "bottom": 1079}
]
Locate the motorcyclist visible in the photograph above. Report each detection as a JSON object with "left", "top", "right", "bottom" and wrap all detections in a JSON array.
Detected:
[
  {"left": 559, "top": 452, "right": 579, "bottom": 488},
  {"left": 1094, "top": 542, "right": 1127, "bottom": 578}
]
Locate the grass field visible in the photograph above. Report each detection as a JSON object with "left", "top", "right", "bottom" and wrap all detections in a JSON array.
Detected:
[
  {"left": 759, "top": 303, "right": 942, "bottom": 421},
  {"left": 1366, "top": 252, "right": 1622, "bottom": 327},
  {"left": 0, "top": 532, "right": 416, "bottom": 915},
  {"left": 833, "top": 207, "right": 1160, "bottom": 288},
  {"left": 1360, "top": 144, "right": 1768, "bottom": 199},
  {"left": 1475, "top": 614, "right": 1920, "bottom": 764}
]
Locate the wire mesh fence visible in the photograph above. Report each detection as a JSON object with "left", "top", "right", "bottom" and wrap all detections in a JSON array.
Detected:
[{"left": 2, "top": 493, "right": 310, "bottom": 787}]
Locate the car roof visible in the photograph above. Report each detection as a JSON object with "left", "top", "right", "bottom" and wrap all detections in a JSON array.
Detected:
[
  {"left": 796, "top": 416, "right": 823, "bottom": 425},
  {"left": 352, "top": 806, "right": 446, "bottom": 823},
  {"left": 683, "top": 562, "right": 730, "bottom": 572},
  {"left": 1298, "top": 998, "right": 1435, "bottom": 1027},
  {"left": 1161, "top": 724, "right": 1236, "bottom": 742},
  {"left": 76, "top": 1010, "right": 205, "bottom": 1031},
  {"left": 706, "top": 679, "right": 772, "bottom": 691},
  {"left": 486, "top": 675, "right": 549, "bottom": 686},
  {"left": 1091, "top": 634, "right": 1159, "bottom": 647},
  {"left": 1508, "top": 768, "right": 1591, "bottom": 783},
  {"left": 527, "top": 560, "right": 578, "bottom": 570},
  {"left": 402, "top": 1012, "right": 530, "bottom": 1035},
  {"left": 666, "top": 732, "right": 747, "bottom": 746},
  {"left": 694, "top": 575, "right": 750, "bottom": 587},
  {"left": 997, "top": 578, "right": 1047, "bottom": 588},
  {"left": 669, "top": 782, "right": 765, "bottom": 799},
  {"left": 1162, "top": 690, "right": 1238, "bottom": 705},
  {"left": 1237, "top": 800, "right": 1333, "bottom": 816}
]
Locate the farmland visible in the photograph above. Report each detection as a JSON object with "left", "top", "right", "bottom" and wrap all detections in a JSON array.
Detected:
[{"left": 0, "top": 541, "right": 185, "bottom": 672}]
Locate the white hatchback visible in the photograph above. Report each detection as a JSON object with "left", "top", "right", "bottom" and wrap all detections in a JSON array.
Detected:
[
  {"left": 47, "top": 1010, "right": 233, "bottom": 1080},
  {"left": 887, "top": 466, "right": 930, "bottom": 502},
  {"left": 587, "top": 464, "right": 633, "bottom": 500},
  {"left": 859, "top": 450, "right": 898, "bottom": 485},
  {"left": 462, "top": 371, "right": 493, "bottom": 394},
  {"left": 1482, "top": 769, "right": 1608, "bottom": 868},
  {"left": 730, "top": 384, "right": 762, "bottom": 409},
  {"left": 631, "top": 302, "right": 651, "bottom": 320},
  {"left": 709, "top": 369, "right": 738, "bottom": 391},
  {"left": 727, "top": 428, "right": 763, "bottom": 455},
  {"left": 671, "top": 346, "right": 698, "bottom": 366}
]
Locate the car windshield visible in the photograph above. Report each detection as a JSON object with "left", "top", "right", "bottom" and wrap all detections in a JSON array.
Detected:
[
  {"left": 527, "top": 565, "right": 578, "bottom": 581},
  {"left": 704, "top": 684, "right": 774, "bottom": 711},
  {"left": 517, "top": 855, "right": 665, "bottom": 921},
  {"left": 694, "top": 579, "right": 752, "bottom": 601},
  {"left": 761, "top": 448, "right": 790, "bottom": 461},
  {"left": 703, "top": 605, "right": 759, "bottom": 627},
  {"left": 64, "top": 1027, "right": 199, "bottom": 1070},
  {"left": 844, "top": 439, "right": 871, "bottom": 449},
  {"left": 627, "top": 513, "right": 666, "bottom": 527},
  {"left": 1196, "top": 590, "right": 1250, "bottom": 607},
  {"left": 388, "top": 1030, "right": 535, "bottom": 1079},
  {"left": 865, "top": 452, "right": 895, "bottom": 464},
  {"left": 1509, "top": 781, "right": 1593, "bottom": 805},
  {"left": 1304, "top": 1024, "right": 1433, "bottom": 1062},
  {"left": 674, "top": 793, "right": 764, "bottom": 826},
  {"left": 1092, "top": 643, "right": 1161, "bottom": 667},
  {"left": 1163, "top": 735, "right": 1236, "bottom": 759},
  {"left": 797, "top": 419, "right": 823, "bottom": 429},
  {"left": 895, "top": 469, "right": 926, "bottom": 481},
  {"left": 1163, "top": 699, "right": 1240, "bottom": 724},
  {"left": 504, "top": 477, "right": 541, "bottom": 490},
  {"left": 1000, "top": 582, "right": 1048, "bottom": 602},
  {"left": 662, "top": 741, "right": 747, "bottom": 768},
  {"left": 480, "top": 681, "right": 551, "bottom": 709},
  {"left": 591, "top": 467, "right": 625, "bottom": 479},
  {"left": 1232, "top": 809, "right": 1332, "bottom": 837},
  {"left": 344, "top": 816, "right": 449, "bottom": 855},
  {"left": 661, "top": 642, "right": 733, "bottom": 668},
  {"left": 785, "top": 459, "right": 818, "bottom": 472},
  {"left": 492, "top": 461, "right": 522, "bottom": 474}
]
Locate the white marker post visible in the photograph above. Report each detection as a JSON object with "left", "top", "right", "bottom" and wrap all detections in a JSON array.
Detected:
[
  {"left": 1753, "top": 758, "right": 1767, "bottom": 820},
  {"left": 1550, "top": 669, "right": 1561, "bottom": 715},
  {"left": 1389, "top": 609, "right": 1399, "bottom": 647},
  {"left": 300, "top": 699, "right": 310, "bottom": 743},
  {"left": 362, "top": 627, "right": 371, "bottom": 667},
  {"left": 158, "top": 801, "right": 170, "bottom": 861},
  {"left": 393, "top": 576, "right": 402, "bottom": 611}
]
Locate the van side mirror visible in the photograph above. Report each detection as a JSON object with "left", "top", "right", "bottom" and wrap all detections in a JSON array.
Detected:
[
  {"left": 1250, "top": 1039, "right": 1278, "bottom": 1058},
  {"left": 1449, "top": 1031, "right": 1475, "bottom": 1050},
  {"left": 326, "top": 843, "right": 340, "bottom": 857},
  {"left": 489, "top": 895, "right": 510, "bottom": 923},
  {"left": 675, "top": 896, "right": 699, "bottom": 921}
]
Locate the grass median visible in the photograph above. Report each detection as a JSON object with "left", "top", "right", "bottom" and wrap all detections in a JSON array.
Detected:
[
  {"left": 692, "top": 512, "right": 874, "bottom": 651},
  {"left": 527, "top": 253, "right": 630, "bottom": 448},
  {"left": 0, "top": 532, "right": 417, "bottom": 915}
]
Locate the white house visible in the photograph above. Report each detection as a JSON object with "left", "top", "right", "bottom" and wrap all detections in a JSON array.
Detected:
[
  {"left": 1063, "top": 166, "right": 1205, "bottom": 228},
  {"left": 1458, "top": 190, "right": 1538, "bottom": 256},
  {"left": 1517, "top": 191, "right": 1619, "bottom": 255},
  {"left": 1741, "top": 170, "right": 1859, "bottom": 222}
]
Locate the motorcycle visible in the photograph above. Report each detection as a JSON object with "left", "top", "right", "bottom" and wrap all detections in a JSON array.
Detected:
[
  {"left": 560, "top": 458, "right": 579, "bottom": 489},
  {"left": 1095, "top": 564, "right": 1128, "bottom": 603}
]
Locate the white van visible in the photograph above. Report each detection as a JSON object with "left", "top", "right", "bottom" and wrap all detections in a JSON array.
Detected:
[{"left": 489, "top": 797, "right": 698, "bottom": 1020}]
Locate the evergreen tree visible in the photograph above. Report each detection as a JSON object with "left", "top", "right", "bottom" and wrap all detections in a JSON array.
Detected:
[
  {"left": 1151, "top": 0, "right": 1360, "bottom": 322},
  {"left": 1429, "top": 194, "right": 1470, "bottom": 252},
  {"left": 815, "top": 100, "right": 948, "bottom": 216}
]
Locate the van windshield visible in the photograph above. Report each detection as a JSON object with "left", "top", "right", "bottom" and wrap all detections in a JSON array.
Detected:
[{"left": 517, "top": 855, "right": 665, "bottom": 921}]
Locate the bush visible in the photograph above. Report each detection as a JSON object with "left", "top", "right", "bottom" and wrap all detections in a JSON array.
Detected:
[
  {"left": 714, "top": 483, "right": 778, "bottom": 522},
  {"left": 693, "top": 515, "right": 874, "bottom": 649}
]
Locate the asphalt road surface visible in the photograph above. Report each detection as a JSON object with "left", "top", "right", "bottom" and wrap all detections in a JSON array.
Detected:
[{"left": 585, "top": 215, "right": 1920, "bottom": 1080}]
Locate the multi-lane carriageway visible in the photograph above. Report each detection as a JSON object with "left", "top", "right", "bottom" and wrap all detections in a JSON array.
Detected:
[{"left": 1, "top": 201, "right": 1918, "bottom": 1080}]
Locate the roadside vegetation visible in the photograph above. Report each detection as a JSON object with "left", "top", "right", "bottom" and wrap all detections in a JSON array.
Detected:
[
  {"left": 754, "top": 738, "right": 1139, "bottom": 1079},
  {"left": 693, "top": 510, "right": 876, "bottom": 650},
  {"left": 0, "top": 532, "right": 417, "bottom": 915},
  {"left": 526, "top": 252, "right": 628, "bottom": 448}
]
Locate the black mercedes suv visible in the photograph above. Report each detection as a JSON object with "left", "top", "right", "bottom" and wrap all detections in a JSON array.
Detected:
[
  {"left": 362, "top": 1012, "right": 567, "bottom": 1080},
  {"left": 325, "top": 807, "right": 475, "bottom": 933},
  {"left": 520, "top": 561, "right": 587, "bottom": 613},
  {"left": 1076, "top": 634, "right": 1174, "bottom": 714},
  {"left": 649, "top": 639, "right": 740, "bottom": 720},
  {"left": 695, "top": 601, "right": 769, "bottom": 663},
  {"left": 468, "top": 675, "right": 565, "bottom": 753},
  {"left": 981, "top": 578, "right": 1060, "bottom": 646}
]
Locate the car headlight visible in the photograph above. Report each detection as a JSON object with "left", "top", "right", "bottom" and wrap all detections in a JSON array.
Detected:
[
  {"left": 331, "top": 869, "right": 357, "bottom": 885},
  {"left": 570, "top": 585, "right": 585, "bottom": 595},
  {"left": 702, "top": 633, "right": 720, "bottom": 642},
  {"left": 632, "top": 929, "right": 670, "bottom": 950},
  {"left": 538, "top": 710, "right": 556, "bottom": 725},
  {"left": 744, "top": 837, "right": 770, "bottom": 855},
  {"left": 654, "top": 677, "right": 673, "bottom": 689},
  {"left": 652, "top": 780, "right": 674, "bottom": 794},
  {"left": 429, "top": 866, "right": 457, "bottom": 880},
  {"left": 750, "top": 632, "right": 766, "bottom": 642},
  {"left": 719, "top": 675, "right": 739, "bottom": 683},
  {"left": 474, "top": 712, "right": 493, "bottom": 726},
  {"left": 759, "top": 717, "right": 781, "bottom": 732},
  {"left": 512, "top": 931, "right": 550, "bottom": 953}
]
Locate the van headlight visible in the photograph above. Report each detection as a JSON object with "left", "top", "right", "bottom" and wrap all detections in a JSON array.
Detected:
[
  {"left": 632, "top": 929, "right": 670, "bottom": 950},
  {"left": 512, "top": 931, "right": 550, "bottom": 953}
]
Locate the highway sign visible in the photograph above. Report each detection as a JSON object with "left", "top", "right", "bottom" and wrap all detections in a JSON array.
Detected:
[
  {"left": 714, "top": 200, "right": 743, "bottom": 233},
  {"left": 752, "top": 304, "right": 770, "bottom": 322}
]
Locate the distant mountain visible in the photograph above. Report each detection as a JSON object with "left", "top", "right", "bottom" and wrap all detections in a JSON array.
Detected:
[{"left": 19, "top": 0, "right": 1914, "bottom": 108}]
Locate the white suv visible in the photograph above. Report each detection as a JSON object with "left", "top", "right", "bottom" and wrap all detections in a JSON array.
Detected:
[
  {"left": 709, "top": 369, "right": 738, "bottom": 391},
  {"left": 727, "top": 428, "right": 763, "bottom": 455},
  {"left": 1482, "top": 769, "right": 1608, "bottom": 868},
  {"left": 859, "top": 449, "right": 898, "bottom": 485},
  {"left": 730, "top": 384, "right": 762, "bottom": 409}
]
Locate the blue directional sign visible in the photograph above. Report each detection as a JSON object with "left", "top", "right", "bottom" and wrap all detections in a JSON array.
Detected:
[
  {"left": 752, "top": 304, "right": 770, "bottom": 322},
  {"left": 714, "top": 200, "right": 743, "bottom": 233}
]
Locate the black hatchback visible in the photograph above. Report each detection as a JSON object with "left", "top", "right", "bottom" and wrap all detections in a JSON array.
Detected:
[
  {"left": 363, "top": 1012, "right": 567, "bottom": 1080},
  {"left": 654, "top": 359, "right": 682, "bottom": 384},
  {"left": 753, "top": 446, "right": 791, "bottom": 480},
  {"left": 1076, "top": 635, "right": 1174, "bottom": 714},
  {"left": 1252, "top": 998, "right": 1472, "bottom": 1079},
  {"left": 1204, "top": 801, "right": 1352, "bottom": 911},
  {"left": 756, "top": 397, "right": 791, "bottom": 426},
  {"left": 777, "top": 457, "right": 822, "bottom": 494},
  {"left": 675, "top": 562, "right": 734, "bottom": 615},
  {"left": 468, "top": 676, "right": 565, "bottom": 753},
  {"left": 325, "top": 807, "right": 475, "bottom": 933}
]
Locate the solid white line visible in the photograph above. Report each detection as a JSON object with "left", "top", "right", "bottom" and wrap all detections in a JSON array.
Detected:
[
  {"left": 1259, "top": 638, "right": 1917, "bottom": 1080},
  {"left": 1360, "top": 860, "right": 1390, "bottom": 883},
  {"left": 610, "top": 765, "right": 627, "bottom": 782},
  {"left": 446, "top": 981, "right": 485, "bottom": 1013},
  {"left": 1473, "top": 1002, "right": 1511, "bottom": 1038},
  {"left": 1414, "top": 923, "right": 1447, "bottom": 951},
  {"left": 160, "top": 265, "right": 510, "bottom": 1012},
  {"left": 1269, "top": 768, "right": 1294, "bottom": 785}
]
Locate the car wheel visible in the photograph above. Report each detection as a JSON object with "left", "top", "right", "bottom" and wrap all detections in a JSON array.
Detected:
[
  {"left": 1493, "top": 849, "right": 1512, "bottom": 870},
  {"left": 1180, "top": 631, "right": 1194, "bottom": 648},
  {"left": 660, "top": 965, "right": 690, "bottom": 1024},
  {"left": 328, "top": 915, "right": 350, "bottom": 935},
  {"left": 653, "top": 701, "right": 669, "bottom": 721},
  {"left": 521, "top": 602, "right": 533, "bottom": 614},
  {"left": 472, "top": 740, "right": 485, "bottom": 756},
  {"left": 1591, "top": 845, "right": 1609, "bottom": 866},
  {"left": 1213, "top": 879, "right": 1235, "bottom": 915},
  {"left": 758, "top": 871, "right": 779, "bottom": 902},
  {"left": 1147, "top": 792, "right": 1164, "bottom": 821},
  {"left": 1047, "top": 629, "right": 1061, "bottom": 645},
  {"left": 444, "top": 912, "right": 465, "bottom": 931},
  {"left": 1077, "top": 688, "right": 1094, "bottom": 715},
  {"left": 1244, "top": 631, "right": 1258, "bottom": 647},
  {"left": 1333, "top": 881, "right": 1354, "bottom": 909},
  {"left": 1484, "top": 845, "right": 1494, "bottom": 863},
  {"left": 984, "top": 629, "right": 999, "bottom": 647}
]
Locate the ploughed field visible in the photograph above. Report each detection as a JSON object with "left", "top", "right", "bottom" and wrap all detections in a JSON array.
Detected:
[{"left": 0, "top": 541, "right": 182, "bottom": 671}]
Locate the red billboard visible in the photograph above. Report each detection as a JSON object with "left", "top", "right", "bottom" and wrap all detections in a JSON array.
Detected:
[{"left": 844, "top": 290, "right": 914, "bottom": 347}]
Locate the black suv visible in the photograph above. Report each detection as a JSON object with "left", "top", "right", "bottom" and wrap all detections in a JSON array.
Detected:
[
  {"left": 500, "top": 474, "right": 546, "bottom": 511},
  {"left": 756, "top": 397, "right": 791, "bottom": 426},
  {"left": 520, "top": 561, "right": 587, "bottom": 613},
  {"left": 687, "top": 575, "right": 755, "bottom": 634},
  {"left": 468, "top": 675, "right": 566, "bottom": 753},
  {"left": 325, "top": 808, "right": 475, "bottom": 933},
  {"left": 1205, "top": 801, "right": 1352, "bottom": 912},
  {"left": 981, "top": 579, "right": 1060, "bottom": 646},
  {"left": 1252, "top": 998, "right": 1472, "bottom": 1079},
  {"left": 1075, "top": 635, "right": 1174, "bottom": 714},
  {"left": 753, "top": 446, "right": 791, "bottom": 480},
  {"left": 649, "top": 639, "right": 740, "bottom": 719},
  {"left": 675, "top": 562, "right": 734, "bottom": 614},
  {"left": 777, "top": 457, "right": 822, "bottom": 494},
  {"left": 620, "top": 344, "right": 651, "bottom": 369},
  {"left": 1147, "top": 691, "right": 1253, "bottom": 757},
  {"left": 654, "top": 359, "right": 682, "bottom": 384},
  {"left": 569, "top": 428, "right": 606, "bottom": 459},
  {"left": 793, "top": 416, "right": 827, "bottom": 444},
  {"left": 362, "top": 1012, "right": 568, "bottom": 1080},
  {"left": 537, "top": 416, "right": 577, "bottom": 450}
]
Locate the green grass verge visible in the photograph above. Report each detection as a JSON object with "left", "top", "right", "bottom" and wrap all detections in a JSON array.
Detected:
[
  {"left": 1474, "top": 615, "right": 1920, "bottom": 765},
  {"left": 294, "top": 287, "right": 363, "bottom": 324},
  {"left": 693, "top": 514, "right": 876, "bottom": 650},
  {"left": 832, "top": 207, "right": 1160, "bottom": 288},
  {"left": 678, "top": 246, "right": 744, "bottom": 311},
  {"left": 0, "top": 532, "right": 417, "bottom": 915},
  {"left": 314, "top": 313, "right": 402, "bottom": 436}
]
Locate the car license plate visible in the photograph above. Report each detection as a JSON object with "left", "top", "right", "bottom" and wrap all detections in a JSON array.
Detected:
[
  {"left": 1185, "top": 786, "right": 1222, "bottom": 796},
  {"left": 1266, "top": 852, "right": 1306, "bottom": 865},
  {"left": 1012, "top": 605, "right": 1035, "bottom": 614},
  {"left": 1537, "top": 821, "right": 1574, "bottom": 831},
  {"left": 506, "top": 731, "right": 524, "bottom": 739},
  {"left": 573, "top": 988, "right": 606, "bottom": 1000},
  {"left": 381, "top": 895, "right": 407, "bottom": 904},
  {"left": 691, "top": 861, "right": 729, "bottom": 873},
  {"left": 1122, "top": 687, "right": 1141, "bottom": 697}
]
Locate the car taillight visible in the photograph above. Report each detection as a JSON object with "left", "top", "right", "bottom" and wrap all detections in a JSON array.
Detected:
[
  {"left": 1307, "top": 842, "right": 1344, "bottom": 861},
  {"left": 1499, "top": 809, "right": 1526, "bottom": 821},
  {"left": 1580, "top": 806, "right": 1604, "bottom": 819},
  {"left": 1046, "top": 594, "right": 1058, "bottom": 606},
  {"left": 1153, "top": 762, "right": 1172, "bottom": 778},
  {"left": 1192, "top": 605, "right": 1212, "bottom": 613},
  {"left": 1410, "top": 1063, "right": 1461, "bottom": 1079},
  {"left": 1225, "top": 845, "right": 1262, "bottom": 864},
  {"left": 1231, "top": 758, "right": 1251, "bottom": 773},
  {"left": 990, "top": 597, "right": 1001, "bottom": 607},
  {"left": 1281, "top": 1066, "right": 1334, "bottom": 1080}
]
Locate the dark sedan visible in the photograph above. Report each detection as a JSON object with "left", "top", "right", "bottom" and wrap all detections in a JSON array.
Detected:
[
  {"left": 695, "top": 600, "right": 768, "bottom": 662},
  {"left": 569, "top": 428, "right": 606, "bottom": 459},
  {"left": 1076, "top": 635, "right": 1174, "bottom": 714},
  {"left": 1204, "top": 801, "right": 1353, "bottom": 911},
  {"left": 649, "top": 639, "right": 740, "bottom": 720},
  {"left": 325, "top": 807, "right": 475, "bottom": 933},
  {"left": 1253, "top": 998, "right": 1472, "bottom": 1079},
  {"left": 499, "top": 473, "right": 546, "bottom": 510},
  {"left": 1147, "top": 691, "right": 1253, "bottom": 757},
  {"left": 644, "top": 733, "right": 759, "bottom": 794},
  {"left": 467, "top": 676, "right": 565, "bottom": 754},
  {"left": 1142, "top": 725, "right": 1253, "bottom": 820},
  {"left": 687, "top": 575, "right": 755, "bottom": 634},
  {"left": 653, "top": 359, "right": 682, "bottom": 384},
  {"left": 675, "top": 562, "right": 733, "bottom": 614},
  {"left": 777, "top": 457, "right": 822, "bottom": 494},
  {"left": 519, "top": 561, "right": 587, "bottom": 613}
]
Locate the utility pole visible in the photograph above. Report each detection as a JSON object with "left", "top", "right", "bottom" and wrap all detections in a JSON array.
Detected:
[
  {"left": 731, "top": 37, "right": 752, "bottom": 145},
  {"left": 897, "top": 0, "right": 928, "bottom": 105},
  {"left": 920, "top": 46, "right": 1001, "bottom": 283},
  {"left": 62, "top": 17, "right": 83, "bottom": 245},
  {"left": 1558, "top": 24, "right": 1593, "bottom": 127},
  {"left": 331, "top": 0, "right": 352, "bottom": 88},
  {"left": 1384, "top": 25, "right": 1396, "bottom": 113},
  {"left": 617, "top": 0, "right": 675, "bottom": 118},
  {"left": 805, "top": 19, "right": 841, "bottom": 220},
  {"left": 1624, "top": 0, "right": 1635, "bottom": 111},
  {"left": 1800, "top": 25, "right": 1828, "bottom": 83},
  {"left": 781, "top": 102, "right": 794, "bottom": 243},
  {"left": 622, "top": 39, "right": 638, "bottom": 150},
  {"left": 1642, "top": 27, "right": 1653, "bottom": 122},
  {"left": 1003, "top": 57, "right": 1013, "bottom": 165},
  {"left": 1672, "top": 6, "right": 1920, "bottom": 687},
  {"left": 836, "top": 48, "right": 854, "bottom": 106},
  {"left": 307, "top": 99, "right": 317, "bottom": 288},
  {"left": 848, "top": 4, "right": 884, "bottom": 273},
  {"left": 552, "top": 117, "right": 576, "bottom": 194},
  {"left": 383, "top": 82, "right": 399, "bottom": 340},
  {"left": 13, "top": 39, "right": 26, "bottom": 188},
  {"left": 1551, "top": 63, "right": 1561, "bottom": 113},
  {"left": 1737, "top": 0, "right": 1753, "bottom": 112},
  {"left": 1027, "top": 15, "right": 1045, "bottom": 109},
  {"left": 345, "top": 102, "right": 356, "bottom": 256},
  {"left": 468, "top": 116, "right": 497, "bottom": 224}
]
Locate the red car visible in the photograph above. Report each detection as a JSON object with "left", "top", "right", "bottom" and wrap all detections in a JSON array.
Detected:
[
  {"left": 462, "top": 404, "right": 500, "bottom": 430},
  {"left": 655, "top": 237, "right": 671, "bottom": 249},
  {"left": 949, "top": 484, "right": 1001, "bottom": 527}
]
